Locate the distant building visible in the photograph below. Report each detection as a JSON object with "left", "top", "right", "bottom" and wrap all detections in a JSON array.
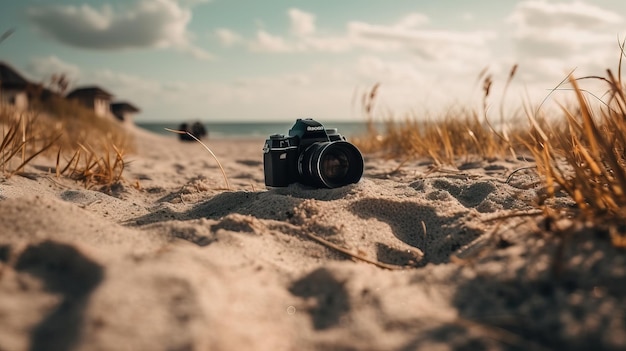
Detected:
[
  {"left": 66, "top": 86, "right": 114, "bottom": 117},
  {"left": 0, "top": 61, "right": 30, "bottom": 111},
  {"left": 1, "top": 62, "right": 141, "bottom": 123},
  {"left": 110, "top": 101, "right": 140, "bottom": 123}
]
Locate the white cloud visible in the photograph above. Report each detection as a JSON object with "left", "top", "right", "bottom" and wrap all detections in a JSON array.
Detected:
[
  {"left": 394, "top": 13, "right": 429, "bottom": 29},
  {"left": 249, "top": 30, "right": 293, "bottom": 52},
  {"left": 243, "top": 8, "right": 493, "bottom": 64},
  {"left": 220, "top": 7, "right": 498, "bottom": 119},
  {"left": 298, "top": 36, "right": 352, "bottom": 52},
  {"left": 348, "top": 20, "right": 495, "bottom": 61},
  {"left": 27, "top": 0, "right": 213, "bottom": 60},
  {"left": 507, "top": 0, "right": 624, "bottom": 81},
  {"left": 508, "top": 0, "right": 622, "bottom": 30},
  {"left": 250, "top": 9, "right": 343, "bottom": 52},
  {"left": 175, "top": 0, "right": 211, "bottom": 6},
  {"left": 514, "top": 27, "right": 614, "bottom": 58},
  {"left": 27, "top": 55, "right": 81, "bottom": 82},
  {"left": 288, "top": 8, "right": 316, "bottom": 37},
  {"left": 215, "top": 28, "right": 242, "bottom": 47}
]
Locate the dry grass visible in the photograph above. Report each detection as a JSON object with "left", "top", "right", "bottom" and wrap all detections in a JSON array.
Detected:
[
  {"left": 165, "top": 128, "right": 232, "bottom": 190},
  {"left": 55, "top": 141, "right": 127, "bottom": 191},
  {"left": 353, "top": 58, "right": 626, "bottom": 247},
  {"left": 353, "top": 112, "right": 517, "bottom": 165},
  {"left": 1, "top": 97, "right": 134, "bottom": 190},
  {"left": 526, "top": 71, "right": 626, "bottom": 245},
  {"left": 32, "top": 95, "right": 134, "bottom": 153},
  {"left": 353, "top": 66, "right": 526, "bottom": 166},
  {"left": 0, "top": 114, "right": 59, "bottom": 175}
]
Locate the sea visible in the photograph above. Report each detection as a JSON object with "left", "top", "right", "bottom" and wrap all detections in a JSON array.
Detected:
[{"left": 136, "top": 121, "right": 381, "bottom": 139}]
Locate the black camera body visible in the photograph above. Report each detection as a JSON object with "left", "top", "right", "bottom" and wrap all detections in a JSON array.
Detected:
[{"left": 263, "top": 118, "right": 364, "bottom": 188}]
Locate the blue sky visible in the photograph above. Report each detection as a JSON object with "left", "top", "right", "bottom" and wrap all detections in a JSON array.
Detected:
[{"left": 1, "top": 0, "right": 625, "bottom": 122}]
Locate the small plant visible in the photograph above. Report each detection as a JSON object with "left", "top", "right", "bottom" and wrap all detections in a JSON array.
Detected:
[{"left": 55, "top": 140, "right": 126, "bottom": 191}]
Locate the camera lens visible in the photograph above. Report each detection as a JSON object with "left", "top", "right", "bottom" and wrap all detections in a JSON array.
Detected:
[
  {"left": 321, "top": 149, "right": 349, "bottom": 180},
  {"left": 299, "top": 141, "right": 363, "bottom": 188}
]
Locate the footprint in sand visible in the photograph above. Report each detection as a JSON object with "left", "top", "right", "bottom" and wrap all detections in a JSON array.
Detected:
[
  {"left": 430, "top": 179, "right": 496, "bottom": 208},
  {"left": 350, "top": 198, "right": 480, "bottom": 264}
]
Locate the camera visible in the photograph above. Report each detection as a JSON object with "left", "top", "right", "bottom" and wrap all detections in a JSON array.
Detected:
[{"left": 263, "top": 118, "right": 364, "bottom": 188}]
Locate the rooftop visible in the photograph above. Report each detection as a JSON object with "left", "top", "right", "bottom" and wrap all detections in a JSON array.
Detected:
[
  {"left": 111, "top": 101, "right": 140, "bottom": 113},
  {"left": 0, "top": 61, "right": 30, "bottom": 88},
  {"left": 66, "top": 86, "right": 114, "bottom": 99}
]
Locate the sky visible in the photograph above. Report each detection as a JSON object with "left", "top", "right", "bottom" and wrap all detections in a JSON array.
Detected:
[{"left": 0, "top": 0, "right": 625, "bottom": 123}]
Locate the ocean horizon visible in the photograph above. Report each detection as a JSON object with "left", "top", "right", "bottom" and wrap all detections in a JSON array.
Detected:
[{"left": 136, "top": 120, "right": 380, "bottom": 139}]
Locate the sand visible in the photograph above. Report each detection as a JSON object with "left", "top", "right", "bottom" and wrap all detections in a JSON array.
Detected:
[{"left": 1, "top": 125, "right": 625, "bottom": 351}]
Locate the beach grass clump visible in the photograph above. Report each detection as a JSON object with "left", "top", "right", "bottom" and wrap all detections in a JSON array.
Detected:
[
  {"left": 0, "top": 112, "right": 59, "bottom": 174},
  {"left": 352, "top": 70, "right": 524, "bottom": 166},
  {"left": 1, "top": 98, "right": 134, "bottom": 190},
  {"left": 55, "top": 140, "right": 126, "bottom": 190},
  {"left": 527, "top": 71, "right": 626, "bottom": 244},
  {"left": 354, "top": 112, "right": 516, "bottom": 166}
]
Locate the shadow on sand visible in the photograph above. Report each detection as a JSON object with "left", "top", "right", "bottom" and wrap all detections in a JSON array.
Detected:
[{"left": 14, "top": 241, "right": 104, "bottom": 351}]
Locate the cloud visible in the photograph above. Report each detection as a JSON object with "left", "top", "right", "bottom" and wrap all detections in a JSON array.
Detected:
[
  {"left": 175, "top": 0, "right": 211, "bottom": 6},
  {"left": 393, "top": 13, "right": 429, "bottom": 29},
  {"left": 243, "top": 8, "right": 318, "bottom": 51},
  {"left": 507, "top": 0, "right": 624, "bottom": 80},
  {"left": 238, "top": 7, "right": 495, "bottom": 116},
  {"left": 514, "top": 27, "right": 614, "bottom": 58},
  {"left": 347, "top": 21, "right": 495, "bottom": 60},
  {"left": 288, "top": 8, "right": 316, "bottom": 37},
  {"left": 215, "top": 28, "right": 242, "bottom": 47},
  {"left": 508, "top": 0, "right": 622, "bottom": 30},
  {"left": 27, "top": 0, "right": 213, "bottom": 59},
  {"left": 244, "top": 8, "right": 493, "bottom": 63},
  {"left": 249, "top": 30, "right": 294, "bottom": 52},
  {"left": 27, "top": 56, "right": 82, "bottom": 82}
]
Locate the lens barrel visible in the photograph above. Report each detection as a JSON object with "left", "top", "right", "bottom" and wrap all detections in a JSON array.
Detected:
[{"left": 298, "top": 141, "right": 364, "bottom": 188}]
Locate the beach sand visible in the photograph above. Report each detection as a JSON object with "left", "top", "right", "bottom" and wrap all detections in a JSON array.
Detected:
[{"left": 1, "top": 125, "right": 625, "bottom": 351}]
